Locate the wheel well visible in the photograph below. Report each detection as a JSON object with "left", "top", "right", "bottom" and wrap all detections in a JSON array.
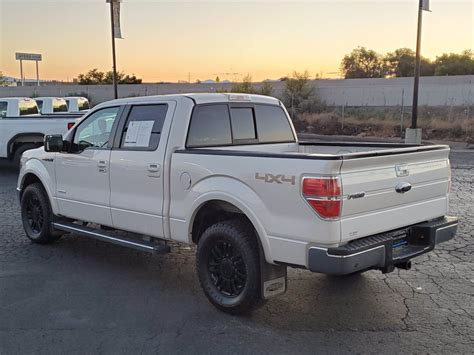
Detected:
[
  {"left": 191, "top": 200, "right": 255, "bottom": 244},
  {"left": 20, "top": 173, "right": 43, "bottom": 199},
  {"left": 8, "top": 134, "right": 44, "bottom": 159}
]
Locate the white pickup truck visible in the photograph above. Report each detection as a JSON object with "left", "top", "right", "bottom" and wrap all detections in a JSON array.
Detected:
[
  {"left": 17, "top": 93, "right": 458, "bottom": 314},
  {"left": 0, "top": 97, "right": 81, "bottom": 165}
]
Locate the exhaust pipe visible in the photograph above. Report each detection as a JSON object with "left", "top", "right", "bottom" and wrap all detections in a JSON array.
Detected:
[{"left": 395, "top": 261, "right": 412, "bottom": 270}]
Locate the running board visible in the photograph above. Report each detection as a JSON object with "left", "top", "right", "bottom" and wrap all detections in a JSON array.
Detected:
[{"left": 52, "top": 222, "right": 170, "bottom": 254}]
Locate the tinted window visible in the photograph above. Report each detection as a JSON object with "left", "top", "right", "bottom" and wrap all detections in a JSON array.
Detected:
[
  {"left": 0, "top": 102, "right": 7, "bottom": 118},
  {"left": 73, "top": 106, "right": 120, "bottom": 150},
  {"left": 19, "top": 100, "right": 39, "bottom": 116},
  {"left": 187, "top": 105, "right": 232, "bottom": 147},
  {"left": 36, "top": 100, "right": 43, "bottom": 112},
  {"left": 120, "top": 104, "right": 168, "bottom": 150},
  {"left": 255, "top": 105, "right": 294, "bottom": 143},
  {"left": 53, "top": 99, "right": 68, "bottom": 112},
  {"left": 78, "top": 98, "right": 90, "bottom": 111},
  {"left": 230, "top": 107, "right": 256, "bottom": 141}
]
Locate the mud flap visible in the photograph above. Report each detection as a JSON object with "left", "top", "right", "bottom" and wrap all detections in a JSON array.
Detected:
[{"left": 260, "top": 259, "right": 287, "bottom": 299}]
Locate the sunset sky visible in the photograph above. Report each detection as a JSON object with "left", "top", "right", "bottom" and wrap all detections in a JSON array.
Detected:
[{"left": 0, "top": 0, "right": 472, "bottom": 82}]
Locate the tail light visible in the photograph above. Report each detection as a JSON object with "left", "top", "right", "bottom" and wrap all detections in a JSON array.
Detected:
[
  {"left": 302, "top": 177, "right": 342, "bottom": 219},
  {"left": 67, "top": 122, "right": 75, "bottom": 130}
]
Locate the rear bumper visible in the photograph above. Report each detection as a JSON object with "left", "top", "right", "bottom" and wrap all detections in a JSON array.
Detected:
[{"left": 308, "top": 216, "right": 458, "bottom": 275}]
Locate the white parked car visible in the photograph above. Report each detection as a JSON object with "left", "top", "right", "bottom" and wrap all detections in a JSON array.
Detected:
[
  {"left": 0, "top": 97, "right": 80, "bottom": 166},
  {"left": 64, "top": 96, "right": 90, "bottom": 113},
  {"left": 17, "top": 93, "right": 458, "bottom": 314}
]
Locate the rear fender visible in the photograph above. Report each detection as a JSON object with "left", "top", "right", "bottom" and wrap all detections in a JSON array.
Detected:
[{"left": 186, "top": 176, "right": 274, "bottom": 264}]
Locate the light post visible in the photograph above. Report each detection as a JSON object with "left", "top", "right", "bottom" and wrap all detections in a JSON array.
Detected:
[
  {"left": 106, "top": 0, "right": 123, "bottom": 99},
  {"left": 406, "top": 0, "right": 431, "bottom": 144}
]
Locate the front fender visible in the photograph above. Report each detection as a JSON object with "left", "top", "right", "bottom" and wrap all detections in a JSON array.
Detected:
[{"left": 19, "top": 158, "right": 58, "bottom": 215}]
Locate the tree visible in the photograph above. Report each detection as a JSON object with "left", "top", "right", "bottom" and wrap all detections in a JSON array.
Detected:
[
  {"left": 215, "top": 76, "right": 220, "bottom": 83},
  {"left": 0, "top": 71, "right": 6, "bottom": 86},
  {"left": 77, "top": 68, "right": 105, "bottom": 84},
  {"left": 77, "top": 69, "right": 142, "bottom": 84},
  {"left": 341, "top": 47, "right": 387, "bottom": 79},
  {"left": 231, "top": 74, "right": 254, "bottom": 93},
  {"left": 384, "top": 48, "right": 435, "bottom": 77},
  {"left": 230, "top": 75, "right": 273, "bottom": 96},
  {"left": 434, "top": 50, "right": 474, "bottom": 76},
  {"left": 281, "top": 71, "right": 319, "bottom": 118}
]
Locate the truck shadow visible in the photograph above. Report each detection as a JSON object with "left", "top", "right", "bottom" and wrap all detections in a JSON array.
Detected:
[{"left": 15, "top": 234, "right": 406, "bottom": 333}]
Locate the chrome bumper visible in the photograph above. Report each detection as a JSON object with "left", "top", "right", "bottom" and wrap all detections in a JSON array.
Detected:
[{"left": 308, "top": 216, "right": 458, "bottom": 275}]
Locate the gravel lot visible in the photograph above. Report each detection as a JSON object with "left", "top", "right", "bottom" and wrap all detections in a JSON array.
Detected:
[{"left": 0, "top": 151, "right": 472, "bottom": 354}]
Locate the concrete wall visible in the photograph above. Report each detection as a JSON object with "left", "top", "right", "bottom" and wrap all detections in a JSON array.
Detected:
[{"left": 0, "top": 75, "right": 472, "bottom": 107}]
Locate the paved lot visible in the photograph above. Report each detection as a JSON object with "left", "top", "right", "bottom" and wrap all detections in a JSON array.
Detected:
[{"left": 0, "top": 151, "right": 472, "bottom": 354}]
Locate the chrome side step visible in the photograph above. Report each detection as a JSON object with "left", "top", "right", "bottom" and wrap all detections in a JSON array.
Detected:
[{"left": 52, "top": 222, "right": 170, "bottom": 254}]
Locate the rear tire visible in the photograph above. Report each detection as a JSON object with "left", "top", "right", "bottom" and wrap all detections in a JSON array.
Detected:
[
  {"left": 196, "top": 219, "right": 263, "bottom": 314},
  {"left": 21, "top": 183, "right": 62, "bottom": 244},
  {"left": 13, "top": 144, "right": 38, "bottom": 168}
]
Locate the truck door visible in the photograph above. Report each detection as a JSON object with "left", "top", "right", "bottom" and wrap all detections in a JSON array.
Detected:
[
  {"left": 55, "top": 106, "right": 122, "bottom": 226},
  {"left": 109, "top": 102, "right": 175, "bottom": 238}
]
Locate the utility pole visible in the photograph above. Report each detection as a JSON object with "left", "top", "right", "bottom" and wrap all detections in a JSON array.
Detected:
[{"left": 406, "top": 0, "right": 430, "bottom": 144}]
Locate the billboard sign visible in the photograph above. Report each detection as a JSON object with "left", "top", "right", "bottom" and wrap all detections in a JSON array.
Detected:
[{"left": 15, "top": 53, "right": 42, "bottom": 61}]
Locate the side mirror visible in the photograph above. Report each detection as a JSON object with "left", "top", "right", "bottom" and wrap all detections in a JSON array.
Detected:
[{"left": 44, "top": 135, "right": 64, "bottom": 152}]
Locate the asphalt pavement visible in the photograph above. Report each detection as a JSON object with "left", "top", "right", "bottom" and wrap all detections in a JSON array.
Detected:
[{"left": 0, "top": 150, "right": 472, "bottom": 354}]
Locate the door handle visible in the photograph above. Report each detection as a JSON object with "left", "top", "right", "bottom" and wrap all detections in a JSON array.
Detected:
[
  {"left": 147, "top": 163, "right": 161, "bottom": 177},
  {"left": 98, "top": 160, "right": 107, "bottom": 173}
]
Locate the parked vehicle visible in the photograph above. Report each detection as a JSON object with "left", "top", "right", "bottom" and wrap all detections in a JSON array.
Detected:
[
  {"left": 64, "top": 96, "right": 90, "bottom": 113},
  {"left": 0, "top": 97, "right": 81, "bottom": 165},
  {"left": 34, "top": 97, "right": 69, "bottom": 114},
  {"left": 17, "top": 93, "right": 458, "bottom": 314},
  {"left": 0, "top": 97, "right": 40, "bottom": 118}
]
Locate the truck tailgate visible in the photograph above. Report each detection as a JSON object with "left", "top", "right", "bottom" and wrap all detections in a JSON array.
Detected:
[{"left": 339, "top": 146, "right": 450, "bottom": 243}]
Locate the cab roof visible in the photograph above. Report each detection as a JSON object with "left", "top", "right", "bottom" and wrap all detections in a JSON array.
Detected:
[{"left": 97, "top": 93, "right": 281, "bottom": 107}]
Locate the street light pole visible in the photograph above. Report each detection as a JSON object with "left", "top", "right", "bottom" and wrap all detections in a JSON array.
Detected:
[
  {"left": 406, "top": 0, "right": 430, "bottom": 144},
  {"left": 411, "top": 0, "right": 423, "bottom": 129},
  {"left": 109, "top": 0, "right": 118, "bottom": 99}
]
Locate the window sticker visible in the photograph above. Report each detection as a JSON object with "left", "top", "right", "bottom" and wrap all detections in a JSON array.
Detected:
[{"left": 124, "top": 120, "right": 154, "bottom": 147}]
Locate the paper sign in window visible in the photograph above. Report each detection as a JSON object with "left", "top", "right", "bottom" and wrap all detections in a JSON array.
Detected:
[{"left": 124, "top": 120, "right": 154, "bottom": 147}]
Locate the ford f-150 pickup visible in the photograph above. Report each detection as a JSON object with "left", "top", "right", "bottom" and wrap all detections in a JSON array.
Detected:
[
  {"left": 0, "top": 97, "right": 81, "bottom": 166},
  {"left": 17, "top": 93, "right": 458, "bottom": 314}
]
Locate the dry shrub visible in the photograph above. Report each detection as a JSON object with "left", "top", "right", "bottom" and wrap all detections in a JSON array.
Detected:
[{"left": 295, "top": 107, "right": 472, "bottom": 141}]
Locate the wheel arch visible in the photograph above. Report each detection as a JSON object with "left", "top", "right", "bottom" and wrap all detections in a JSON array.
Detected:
[
  {"left": 8, "top": 133, "right": 44, "bottom": 159},
  {"left": 188, "top": 194, "right": 273, "bottom": 264},
  {"left": 19, "top": 163, "right": 58, "bottom": 215}
]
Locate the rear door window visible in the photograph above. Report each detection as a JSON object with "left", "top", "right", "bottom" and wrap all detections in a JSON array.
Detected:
[
  {"left": 187, "top": 104, "right": 232, "bottom": 147},
  {"left": 119, "top": 104, "right": 168, "bottom": 151}
]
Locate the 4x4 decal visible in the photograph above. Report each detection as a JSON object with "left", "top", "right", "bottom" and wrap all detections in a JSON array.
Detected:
[{"left": 255, "top": 173, "right": 296, "bottom": 185}]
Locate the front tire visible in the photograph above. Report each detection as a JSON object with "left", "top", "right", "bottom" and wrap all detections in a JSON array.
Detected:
[
  {"left": 21, "top": 183, "right": 62, "bottom": 244},
  {"left": 196, "top": 219, "right": 263, "bottom": 314}
]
